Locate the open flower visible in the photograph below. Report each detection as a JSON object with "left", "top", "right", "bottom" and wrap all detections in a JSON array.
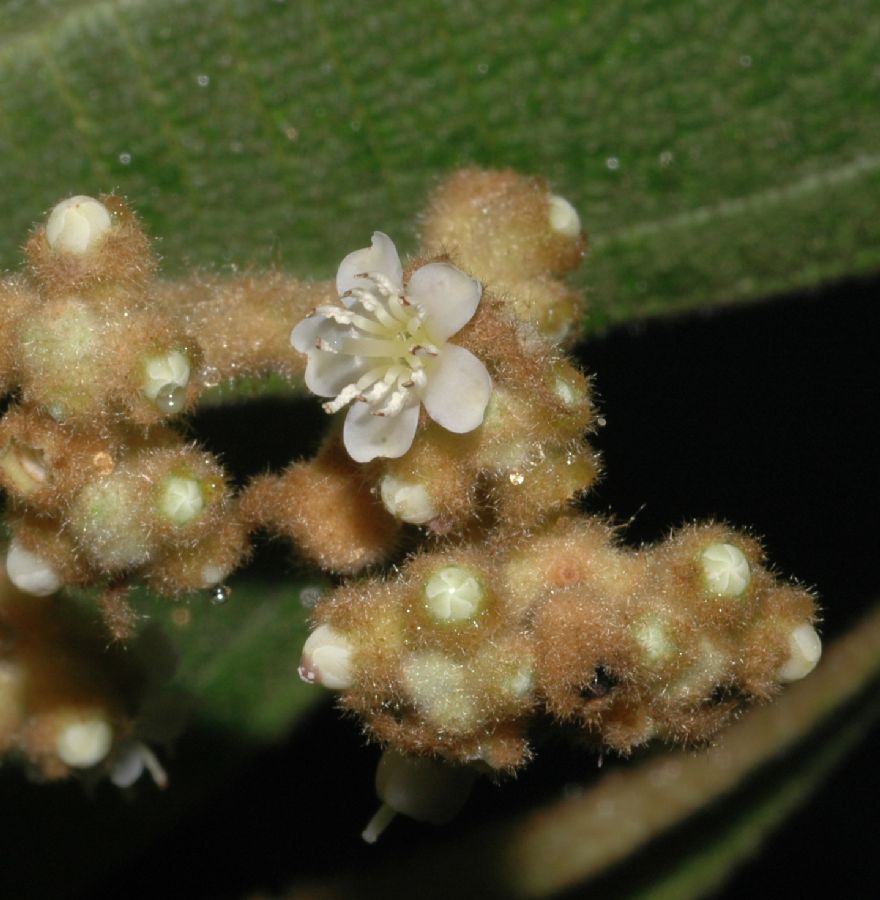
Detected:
[{"left": 291, "top": 233, "right": 492, "bottom": 463}]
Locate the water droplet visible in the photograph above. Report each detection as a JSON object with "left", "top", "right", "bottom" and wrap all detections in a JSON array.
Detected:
[
  {"left": 200, "top": 366, "right": 221, "bottom": 389},
  {"left": 509, "top": 472, "right": 525, "bottom": 486},
  {"left": 154, "top": 383, "right": 186, "bottom": 415},
  {"left": 283, "top": 125, "right": 299, "bottom": 142},
  {"left": 349, "top": 119, "right": 362, "bottom": 132},
  {"left": 299, "top": 584, "right": 325, "bottom": 609},
  {"left": 605, "top": 157, "right": 620, "bottom": 171},
  {"left": 597, "top": 416, "right": 607, "bottom": 428},
  {"left": 476, "top": 62, "right": 489, "bottom": 75},
  {"left": 196, "top": 73, "right": 210, "bottom": 87},
  {"left": 210, "top": 585, "right": 230, "bottom": 605},
  {"left": 739, "top": 54, "right": 752, "bottom": 68},
  {"left": 658, "top": 150, "right": 674, "bottom": 167},
  {"left": 118, "top": 152, "right": 132, "bottom": 166}
]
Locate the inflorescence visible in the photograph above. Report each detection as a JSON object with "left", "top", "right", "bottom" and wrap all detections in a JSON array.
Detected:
[{"left": 0, "top": 170, "right": 820, "bottom": 835}]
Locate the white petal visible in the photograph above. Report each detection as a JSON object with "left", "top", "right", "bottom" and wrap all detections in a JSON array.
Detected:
[
  {"left": 343, "top": 400, "right": 420, "bottom": 462},
  {"left": 336, "top": 232, "right": 403, "bottom": 297},
  {"left": 304, "top": 351, "right": 369, "bottom": 398},
  {"left": 290, "top": 315, "right": 324, "bottom": 353},
  {"left": 406, "top": 263, "right": 482, "bottom": 343},
  {"left": 422, "top": 345, "right": 492, "bottom": 433}
]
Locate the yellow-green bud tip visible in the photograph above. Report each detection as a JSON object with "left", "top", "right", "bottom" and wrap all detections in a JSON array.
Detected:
[
  {"left": 423, "top": 565, "right": 486, "bottom": 623},
  {"left": 159, "top": 475, "right": 204, "bottom": 526},
  {"left": 701, "top": 543, "right": 751, "bottom": 597}
]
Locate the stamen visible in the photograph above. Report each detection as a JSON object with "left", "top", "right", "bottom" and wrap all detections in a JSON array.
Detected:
[
  {"left": 363, "top": 271, "right": 403, "bottom": 300},
  {"left": 374, "top": 387, "right": 409, "bottom": 417},
  {"left": 322, "top": 383, "right": 361, "bottom": 414}
]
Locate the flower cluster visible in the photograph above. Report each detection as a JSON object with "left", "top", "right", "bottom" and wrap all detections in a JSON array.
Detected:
[{"left": 0, "top": 170, "right": 821, "bottom": 837}]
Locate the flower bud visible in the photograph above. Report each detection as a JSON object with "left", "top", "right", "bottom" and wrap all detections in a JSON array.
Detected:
[
  {"left": 298, "top": 624, "right": 354, "bottom": 690},
  {"left": 700, "top": 543, "right": 751, "bottom": 597},
  {"left": 362, "top": 748, "right": 475, "bottom": 842},
  {"left": 142, "top": 350, "right": 191, "bottom": 414},
  {"left": 55, "top": 715, "right": 113, "bottom": 768},
  {"left": 379, "top": 474, "right": 437, "bottom": 525},
  {"left": 777, "top": 623, "right": 822, "bottom": 682},
  {"left": 5, "top": 538, "right": 63, "bottom": 596},
  {"left": 158, "top": 475, "right": 204, "bottom": 526},
  {"left": 45, "top": 196, "right": 112, "bottom": 255},
  {"left": 423, "top": 565, "right": 486, "bottom": 624}
]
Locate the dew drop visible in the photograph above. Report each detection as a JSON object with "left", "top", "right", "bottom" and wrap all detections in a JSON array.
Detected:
[
  {"left": 154, "top": 383, "right": 186, "bottom": 415},
  {"left": 196, "top": 73, "right": 210, "bottom": 87},
  {"left": 299, "top": 584, "right": 325, "bottom": 609},
  {"left": 210, "top": 584, "right": 231, "bottom": 605},
  {"left": 200, "top": 366, "right": 221, "bottom": 389},
  {"left": 118, "top": 152, "right": 132, "bottom": 165},
  {"left": 605, "top": 157, "right": 620, "bottom": 171}
]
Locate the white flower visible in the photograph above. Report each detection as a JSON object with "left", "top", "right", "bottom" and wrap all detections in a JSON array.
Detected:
[{"left": 291, "top": 233, "right": 492, "bottom": 463}]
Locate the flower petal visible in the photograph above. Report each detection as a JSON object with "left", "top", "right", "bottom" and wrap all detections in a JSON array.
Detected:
[
  {"left": 406, "top": 263, "right": 482, "bottom": 343},
  {"left": 422, "top": 345, "right": 492, "bottom": 433},
  {"left": 343, "top": 399, "right": 420, "bottom": 462},
  {"left": 336, "top": 232, "right": 403, "bottom": 298},
  {"left": 304, "top": 351, "right": 369, "bottom": 398},
  {"left": 290, "top": 314, "right": 325, "bottom": 353}
]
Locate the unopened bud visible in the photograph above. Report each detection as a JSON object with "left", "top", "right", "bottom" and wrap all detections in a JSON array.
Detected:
[
  {"left": 5, "top": 538, "right": 62, "bottom": 596},
  {"left": 379, "top": 474, "right": 437, "bottom": 525},
  {"left": 362, "top": 749, "right": 475, "bottom": 842},
  {"left": 142, "top": 350, "right": 191, "bottom": 405},
  {"left": 777, "top": 623, "right": 822, "bottom": 682},
  {"left": 548, "top": 194, "right": 581, "bottom": 237},
  {"left": 45, "top": 196, "right": 112, "bottom": 255},
  {"left": 55, "top": 716, "right": 113, "bottom": 768},
  {"left": 701, "top": 543, "right": 751, "bottom": 597},
  {"left": 158, "top": 475, "right": 204, "bottom": 526},
  {"left": 298, "top": 623, "right": 354, "bottom": 690},
  {"left": 423, "top": 565, "right": 486, "bottom": 624}
]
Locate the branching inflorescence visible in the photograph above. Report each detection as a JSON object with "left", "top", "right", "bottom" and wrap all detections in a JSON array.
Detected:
[{"left": 0, "top": 170, "right": 820, "bottom": 835}]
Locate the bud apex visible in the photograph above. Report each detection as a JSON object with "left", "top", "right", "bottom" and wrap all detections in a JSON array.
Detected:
[
  {"left": 158, "top": 476, "right": 204, "bottom": 526},
  {"left": 548, "top": 194, "right": 581, "bottom": 237},
  {"left": 700, "top": 543, "right": 751, "bottom": 597},
  {"left": 55, "top": 716, "right": 113, "bottom": 768},
  {"left": 5, "top": 538, "right": 62, "bottom": 596},
  {"left": 777, "top": 623, "right": 822, "bottom": 682},
  {"left": 299, "top": 624, "right": 354, "bottom": 689},
  {"left": 142, "top": 350, "right": 191, "bottom": 409},
  {"left": 45, "top": 196, "right": 112, "bottom": 255},
  {"left": 423, "top": 565, "right": 486, "bottom": 623},
  {"left": 380, "top": 474, "right": 437, "bottom": 525}
]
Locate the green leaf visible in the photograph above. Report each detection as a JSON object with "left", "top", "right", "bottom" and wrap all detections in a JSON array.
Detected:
[
  {"left": 127, "top": 574, "right": 324, "bottom": 740},
  {"left": 1, "top": 0, "right": 878, "bottom": 328}
]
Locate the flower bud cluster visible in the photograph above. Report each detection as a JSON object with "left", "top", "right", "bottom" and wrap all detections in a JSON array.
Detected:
[
  {"left": 0, "top": 552, "right": 177, "bottom": 785},
  {"left": 287, "top": 169, "right": 821, "bottom": 816},
  {"left": 302, "top": 517, "right": 819, "bottom": 770},
  {"left": 0, "top": 196, "right": 252, "bottom": 617}
]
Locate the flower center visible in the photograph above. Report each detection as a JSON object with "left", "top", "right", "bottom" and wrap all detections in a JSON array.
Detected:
[{"left": 314, "top": 271, "right": 440, "bottom": 418}]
